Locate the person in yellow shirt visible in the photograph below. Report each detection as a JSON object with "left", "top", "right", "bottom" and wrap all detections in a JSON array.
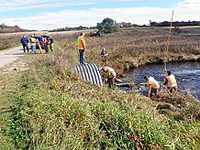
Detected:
[
  {"left": 29, "top": 35, "right": 36, "bottom": 54},
  {"left": 163, "top": 70, "right": 178, "bottom": 93},
  {"left": 144, "top": 75, "right": 160, "bottom": 98},
  {"left": 77, "top": 33, "right": 87, "bottom": 64},
  {"left": 100, "top": 67, "right": 116, "bottom": 88}
]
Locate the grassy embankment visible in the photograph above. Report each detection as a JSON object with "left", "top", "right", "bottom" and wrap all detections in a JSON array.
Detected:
[
  {"left": 0, "top": 33, "right": 21, "bottom": 50},
  {"left": 0, "top": 27, "right": 200, "bottom": 149}
]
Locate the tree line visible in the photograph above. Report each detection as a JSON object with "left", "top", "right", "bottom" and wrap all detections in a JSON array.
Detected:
[{"left": 150, "top": 20, "right": 200, "bottom": 27}]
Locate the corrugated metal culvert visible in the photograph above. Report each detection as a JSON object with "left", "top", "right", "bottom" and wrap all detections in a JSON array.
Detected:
[{"left": 74, "top": 63, "right": 103, "bottom": 87}]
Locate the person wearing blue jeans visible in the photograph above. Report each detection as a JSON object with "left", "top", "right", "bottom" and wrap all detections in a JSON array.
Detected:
[
  {"left": 30, "top": 35, "right": 36, "bottom": 54},
  {"left": 79, "top": 49, "right": 85, "bottom": 64},
  {"left": 77, "top": 33, "right": 87, "bottom": 64},
  {"left": 31, "top": 45, "right": 36, "bottom": 54},
  {"left": 21, "top": 35, "right": 29, "bottom": 53}
]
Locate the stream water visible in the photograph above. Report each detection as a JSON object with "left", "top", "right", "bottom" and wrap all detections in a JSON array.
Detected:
[{"left": 121, "top": 62, "right": 200, "bottom": 100}]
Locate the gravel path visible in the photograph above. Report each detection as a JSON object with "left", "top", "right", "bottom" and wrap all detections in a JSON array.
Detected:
[{"left": 0, "top": 46, "right": 24, "bottom": 69}]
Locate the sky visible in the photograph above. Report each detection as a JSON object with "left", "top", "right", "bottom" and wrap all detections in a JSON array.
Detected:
[{"left": 0, "top": 0, "right": 200, "bottom": 30}]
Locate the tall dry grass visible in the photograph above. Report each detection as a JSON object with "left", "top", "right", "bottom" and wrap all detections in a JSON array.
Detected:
[
  {"left": 55, "top": 27, "right": 200, "bottom": 76},
  {"left": 86, "top": 28, "right": 200, "bottom": 74},
  {"left": 0, "top": 34, "right": 22, "bottom": 50}
]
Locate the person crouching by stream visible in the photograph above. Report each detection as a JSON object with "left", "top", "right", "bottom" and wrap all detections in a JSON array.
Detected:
[
  {"left": 163, "top": 70, "right": 178, "bottom": 93},
  {"left": 100, "top": 67, "right": 116, "bottom": 89},
  {"left": 144, "top": 75, "right": 160, "bottom": 98}
]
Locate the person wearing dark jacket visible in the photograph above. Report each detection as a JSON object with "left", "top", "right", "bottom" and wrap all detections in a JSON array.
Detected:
[
  {"left": 100, "top": 48, "right": 108, "bottom": 63},
  {"left": 49, "top": 36, "right": 54, "bottom": 51},
  {"left": 21, "top": 35, "right": 29, "bottom": 53}
]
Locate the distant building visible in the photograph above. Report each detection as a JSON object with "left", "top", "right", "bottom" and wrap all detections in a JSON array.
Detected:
[
  {"left": 79, "top": 25, "right": 89, "bottom": 30},
  {"left": 118, "top": 22, "right": 132, "bottom": 28}
]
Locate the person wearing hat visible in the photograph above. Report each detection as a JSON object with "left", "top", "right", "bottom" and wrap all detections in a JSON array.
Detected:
[
  {"left": 144, "top": 75, "right": 160, "bottom": 98},
  {"left": 163, "top": 70, "right": 177, "bottom": 93},
  {"left": 100, "top": 67, "right": 116, "bottom": 88}
]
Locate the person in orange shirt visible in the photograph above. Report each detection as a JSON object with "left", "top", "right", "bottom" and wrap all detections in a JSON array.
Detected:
[
  {"left": 100, "top": 67, "right": 116, "bottom": 89},
  {"left": 144, "top": 75, "right": 160, "bottom": 98},
  {"left": 43, "top": 37, "right": 49, "bottom": 53},
  {"left": 77, "top": 33, "right": 87, "bottom": 64},
  {"left": 163, "top": 70, "right": 177, "bottom": 93}
]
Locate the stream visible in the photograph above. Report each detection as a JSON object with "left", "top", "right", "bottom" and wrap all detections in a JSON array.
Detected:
[{"left": 120, "top": 62, "right": 200, "bottom": 100}]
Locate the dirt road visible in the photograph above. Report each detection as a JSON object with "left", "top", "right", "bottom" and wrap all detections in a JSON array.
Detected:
[{"left": 0, "top": 46, "right": 24, "bottom": 69}]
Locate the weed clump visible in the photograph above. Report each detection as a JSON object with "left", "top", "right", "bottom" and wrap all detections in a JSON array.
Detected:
[{"left": 155, "top": 91, "right": 200, "bottom": 121}]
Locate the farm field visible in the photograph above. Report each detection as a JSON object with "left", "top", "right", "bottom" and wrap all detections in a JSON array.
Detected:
[{"left": 0, "top": 27, "right": 200, "bottom": 149}]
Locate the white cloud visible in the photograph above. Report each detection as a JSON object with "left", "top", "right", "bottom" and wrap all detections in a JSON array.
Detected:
[
  {"left": 0, "top": 7, "right": 165, "bottom": 30},
  {"left": 1, "top": 0, "right": 200, "bottom": 30},
  {"left": 0, "top": 2, "right": 95, "bottom": 11},
  {"left": 175, "top": 0, "right": 200, "bottom": 8},
  {"left": 0, "top": 0, "right": 95, "bottom": 11},
  {"left": 0, "top": 0, "right": 34, "bottom": 7}
]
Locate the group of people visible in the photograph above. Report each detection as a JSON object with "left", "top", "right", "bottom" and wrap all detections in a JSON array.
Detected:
[
  {"left": 77, "top": 32, "right": 178, "bottom": 97},
  {"left": 20, "top": 34, "right": 54, "bottom": 54},
  {"left": 144, "top": 70, "right": 178, "bottom": 98},
  {"left": 77, "top": 32, "right": 115, "bottom": 88}
]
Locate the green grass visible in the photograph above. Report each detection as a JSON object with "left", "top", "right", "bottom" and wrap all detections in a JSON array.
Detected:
[
  {"left": 1, "top": 71, "right": 200, "bottom": 149},
  {"left": 0, "top": 73, "right": 20, "bottom": 149},
  {"left": 0, "top": 28, "right": 200, "bottom": 149}
]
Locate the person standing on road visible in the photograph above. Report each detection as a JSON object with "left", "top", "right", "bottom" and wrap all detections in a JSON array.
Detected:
[
  {"left": 29, "top": 35, "right": 36, "bottom": 54},
  {"left": 163, "top": 70, "right": 178, "bottom": 93},
  {"left": 144, "top": 75, "right": 160, "bottom": 98},
  {"left": 43, "top": 37, "right": 49, "bottom": 53},
  {"left": 36, "top": 38, "right": 43, "bottom": 54},
  {"left": 77, "top": 33, "right": 87, "bottom": 64},
  {"left": 49, "top": 36, "right": 54, "bottom": 51},
  {"left": 20, "top": 35, "right": 29, "bottom": 53}
]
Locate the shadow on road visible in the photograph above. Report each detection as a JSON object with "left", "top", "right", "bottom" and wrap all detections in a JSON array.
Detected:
[{"left": 5, "top": 53, "right": 24, "bottom": 56}]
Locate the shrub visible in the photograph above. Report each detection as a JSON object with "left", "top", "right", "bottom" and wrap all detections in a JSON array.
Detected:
[{"left": 97, "top": 18, "right": 120, "bottom": 33}]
